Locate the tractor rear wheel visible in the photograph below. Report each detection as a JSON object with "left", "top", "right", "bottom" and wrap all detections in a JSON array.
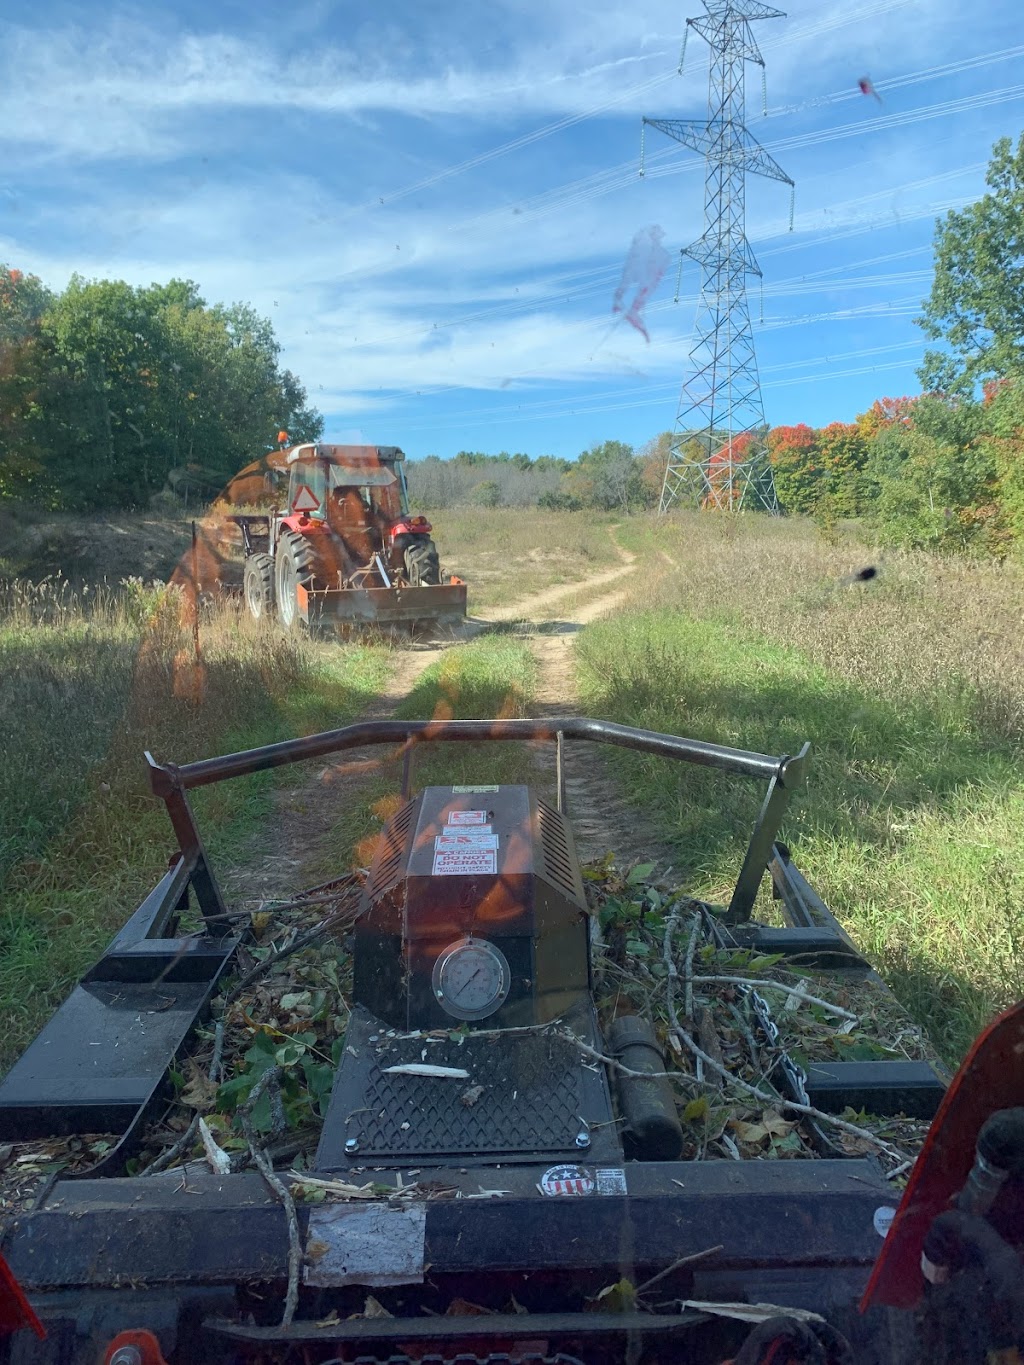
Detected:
[
  {"left": 244, "top": 554, "right": 275, "bottom": 621},
  {"left": 275, "top": 530, "right": 317, "bottom": 631},
  {"left": 403, "top": 537, "right": 441, "bottom": 587}
]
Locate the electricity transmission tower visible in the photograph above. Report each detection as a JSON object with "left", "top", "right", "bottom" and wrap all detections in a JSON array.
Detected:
[{"left": 645, "top": 0, "right": 793, "bottom": 513}]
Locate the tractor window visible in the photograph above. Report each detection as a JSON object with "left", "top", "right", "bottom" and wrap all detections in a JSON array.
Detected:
[
  {"left": 288, "top": 460, "right": 326, "bottom": 519},
  {"left": 396, "top": 464, "right": 411, "bottom": 516}
]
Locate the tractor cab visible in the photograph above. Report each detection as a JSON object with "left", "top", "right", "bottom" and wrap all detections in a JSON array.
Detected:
[{"left": 285, "top": 446, "right": 408, "bottom": 537}]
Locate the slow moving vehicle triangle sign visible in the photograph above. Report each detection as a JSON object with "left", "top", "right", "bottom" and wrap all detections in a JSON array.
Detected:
[{"left": 293, "top": 484, "right": 320, "bottom": 513}]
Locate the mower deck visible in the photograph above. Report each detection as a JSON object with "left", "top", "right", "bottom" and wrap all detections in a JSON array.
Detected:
[{"left": 0, "top": 717, "right": 949, "bottom": 1364}]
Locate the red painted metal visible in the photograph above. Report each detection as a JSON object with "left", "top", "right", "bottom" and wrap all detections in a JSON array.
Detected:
[
  {"left": 0, "top": 1249, "right": 44, "bottom": 1339},
  {"left": 860, "top": 996, "right": 1024, "bottom": 1310}
]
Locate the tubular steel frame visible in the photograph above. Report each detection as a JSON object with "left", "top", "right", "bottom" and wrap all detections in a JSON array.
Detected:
[
  {"left": 146, "top": 717, "right": 811, "bottom": 924},
  {"left": 646, "top": 0, "right": 793, "bottom": 514}
]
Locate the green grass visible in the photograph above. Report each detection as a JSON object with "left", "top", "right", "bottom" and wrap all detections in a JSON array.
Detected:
[
  {"left": 428, "top": 508, "right": 620, "bottom": 611},
  {"left": 575, "top": 607, "right": 1024, "bottom": 1064},
  {"left": 0, "top": 581, "right": 391, "bottom": 1072},
  {"left": 309, "top": 635, "right": 539, "bottom": 880}
]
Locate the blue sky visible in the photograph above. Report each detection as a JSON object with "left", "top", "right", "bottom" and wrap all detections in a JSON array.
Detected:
[{"left": 1, "top": 0, "right": 1020, "bottom": 462}]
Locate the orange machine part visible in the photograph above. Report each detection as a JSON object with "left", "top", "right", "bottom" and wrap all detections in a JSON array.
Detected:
[{"left": 103, "top": 1328, "right": 170, "bottom": 1365}]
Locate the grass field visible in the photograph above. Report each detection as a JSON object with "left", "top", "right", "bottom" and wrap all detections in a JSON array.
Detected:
[
  {"left": 429, "top": 507, "right": 620, "bottom": 610},
  {"left": 576, "top": 513, "right": 1024, "bottom": 1063}
]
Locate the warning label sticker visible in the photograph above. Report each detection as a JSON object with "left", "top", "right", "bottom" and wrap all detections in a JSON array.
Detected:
[
  {"left": 435, "top": 833, "right": 498, "bottom": 851},
  {"left": 432, "top": 849, "right": 497, "bottom": 876},
  {"left": 595, "top": 1168, "right": 628, "bottom": 1196},
  {"left": 447, "top": 810, "right": 488, "bottom": 825},
  {"left": 452, "top": 785, "right": 499, "bottom": 793},
  {"left": 539, "top": 1164, "right": 595, "bottom": 1197}
]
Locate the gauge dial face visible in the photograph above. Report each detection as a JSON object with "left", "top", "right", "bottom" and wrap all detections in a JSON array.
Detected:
[{"left": 432, "top": 937, "right": 511, "bottom": 1021}]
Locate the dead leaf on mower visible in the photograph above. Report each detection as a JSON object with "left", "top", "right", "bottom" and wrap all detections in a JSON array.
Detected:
[
  {"left": 359, "top": 1296, "right": 392, "bottom": 1319},
  {"left": 445, "top": 1297, "right": 493, "bottom": 1316},
  {"left": 179, "top": 1063, "right": 220, "bottom": 1111},
  {"left": 729, "top": 1111, "right": 793, "bottom": 1145},
  {"left": 590, "top": 1278, "right": 638, "bottom": 1313}
]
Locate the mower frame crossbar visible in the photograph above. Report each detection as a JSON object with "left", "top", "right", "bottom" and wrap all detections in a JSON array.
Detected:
[{"left": 146, "top": 718, "right": 811, "bottom": 923}]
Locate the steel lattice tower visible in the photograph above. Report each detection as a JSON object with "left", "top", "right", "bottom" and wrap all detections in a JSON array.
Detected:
[{"left": 645, "top": 0, "right": 793, "bottom": 513}]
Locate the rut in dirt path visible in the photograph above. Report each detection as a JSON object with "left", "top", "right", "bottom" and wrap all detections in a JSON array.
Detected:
[{"left": 524, "top": 571, "right": 679, "bottom": 872}]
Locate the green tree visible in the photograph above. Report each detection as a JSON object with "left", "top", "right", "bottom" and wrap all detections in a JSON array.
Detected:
[
  {"left": 918, "top": 134, "right": 1024, "bottom": 395},
  {"left": 0, "top": 269, "right": 323, "bottom": 510},
  {"left": 816, "top": 422, "right": 869, "bottom": 516},
  {"left": 573, "top": 439, "right": 640, "bottom": 512}
]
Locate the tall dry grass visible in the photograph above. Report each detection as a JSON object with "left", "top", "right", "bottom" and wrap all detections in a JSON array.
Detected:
[
  {"left": 580, "top": 514, "right": 1024, "bottom": 1061},
  {"left": 0, "top": 577, "right": 391, "bottom": 1070},
  {"left": 431, "top": 508, "right": 620, "bottom": 610},
  {"left": 619, "top": 513, "right": 1024, "bottom": 743}
]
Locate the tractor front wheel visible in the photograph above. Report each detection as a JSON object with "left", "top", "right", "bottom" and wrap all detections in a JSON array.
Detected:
[
  {"left": 403, "top": 537, "right": 441, "bottom": 587},
  {"left": 244, "top": 554, "right": 275, "bottom": 621},
  {"left": 275, "top": 530, "right": 317, "bottom": 631}
]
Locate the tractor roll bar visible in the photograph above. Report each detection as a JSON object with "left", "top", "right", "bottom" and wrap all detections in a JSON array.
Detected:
[
  {"left": 147, "top": 717, "right": 808, "bottom": 794},
  {"left": 145, "top": 721, "right": 811, "bottom": 924}
]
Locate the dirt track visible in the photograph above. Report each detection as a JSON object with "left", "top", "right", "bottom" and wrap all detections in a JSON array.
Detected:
[{"left": 232, "top": 529, "right": 676, "bottom": 901}]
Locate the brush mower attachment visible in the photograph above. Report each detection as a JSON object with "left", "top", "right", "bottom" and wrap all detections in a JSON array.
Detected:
[
  {"left": 295, "top": 578, "right": 468, "bottom": 632},
  {"left": 0, "top": 718, "right": 968, "bottom": 1364}
]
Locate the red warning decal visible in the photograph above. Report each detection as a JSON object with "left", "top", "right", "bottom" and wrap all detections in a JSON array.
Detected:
[
  {"left": 293, "top": 484, "right": 321, "bottom": 513},
  {"left": 432, "top": 849, "right": 497, "bottom": 876},
  {"left": 447, "top": 810, "right": 488, "bottom": 825},
  {"left": 435, "top": 833, "right": 498, "bottom": 851},
  {"left": 539, "top": 1164, "right": 595, "bottom": 1197}
]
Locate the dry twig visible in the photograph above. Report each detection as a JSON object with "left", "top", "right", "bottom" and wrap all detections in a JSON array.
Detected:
[
  {"left": 238, "top": 1068, "right": 301, "bottom": 1328},
  {"left": 636, "top": 1244, "right": 725, "bottom": 1295},
  {"left": 561, "top": 1031, "right": 698, "bottom": 1091},
  {"left": 693, "top": 976, "right": 857, "bottom": 1021}
]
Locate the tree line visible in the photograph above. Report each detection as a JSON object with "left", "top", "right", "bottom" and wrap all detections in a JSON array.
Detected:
[{"left": 0, "top": 270, "right": 322, "bottom": 509}]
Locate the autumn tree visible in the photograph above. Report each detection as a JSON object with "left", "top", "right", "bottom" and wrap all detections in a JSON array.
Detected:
[{"left": 767, "top": 423, "right": 820, "bottom": 514}]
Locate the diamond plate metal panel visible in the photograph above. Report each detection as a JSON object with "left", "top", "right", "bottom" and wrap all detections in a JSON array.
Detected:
[{"left": 351, "top": 1029, "right": 583, "bottom": 1157}]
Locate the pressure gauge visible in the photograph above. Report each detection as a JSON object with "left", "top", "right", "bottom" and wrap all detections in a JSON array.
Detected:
[{"left": 432, "top": 937, "right": 511, "bottom": 1021}]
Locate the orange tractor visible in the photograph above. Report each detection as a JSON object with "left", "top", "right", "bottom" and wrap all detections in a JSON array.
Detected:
[{"left": 232, "top": 443, "right": 466, "bottom": 633}]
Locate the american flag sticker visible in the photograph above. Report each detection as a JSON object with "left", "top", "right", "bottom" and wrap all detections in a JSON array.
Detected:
[{"left": 539, "top": 1164, "right": 595, "bottom": 1197}]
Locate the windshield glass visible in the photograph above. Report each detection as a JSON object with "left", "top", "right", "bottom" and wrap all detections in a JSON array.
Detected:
[{"left": 287, "top": 459, "right": 327, "bottom": 519}]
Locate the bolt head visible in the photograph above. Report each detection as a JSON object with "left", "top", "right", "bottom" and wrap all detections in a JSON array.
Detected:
[
  {"left": 575, "top": 1131, "right": 590, "bottom": 1149},
  {"left": 345, "top": 1137, "right": 359, "bottom": 1154}
]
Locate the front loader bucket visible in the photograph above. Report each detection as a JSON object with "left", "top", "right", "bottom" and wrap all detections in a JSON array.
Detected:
[{"left": 296, "top": 581, "right": 467, "bottom": 631}]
